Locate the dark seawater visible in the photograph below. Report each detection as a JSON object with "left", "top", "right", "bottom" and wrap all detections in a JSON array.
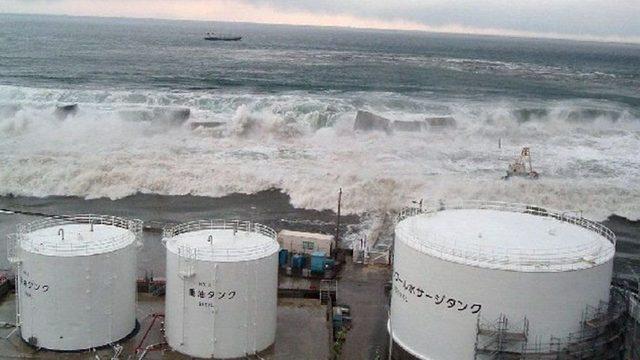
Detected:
[
  {"left": 1, "top": 14, "right": 639, "bottom": 102},
  {"left": 1, "top": 14, "right": 639, "bottom": 217}
]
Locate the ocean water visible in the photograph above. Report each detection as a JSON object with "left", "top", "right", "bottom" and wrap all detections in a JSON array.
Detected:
[{"left": 1, "top": 14, "right": 640, "bottom": 221}]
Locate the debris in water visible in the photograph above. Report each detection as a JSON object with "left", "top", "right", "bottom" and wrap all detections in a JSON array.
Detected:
[{"left": 504, "top": 147, "right": 539, "bottom": 179}]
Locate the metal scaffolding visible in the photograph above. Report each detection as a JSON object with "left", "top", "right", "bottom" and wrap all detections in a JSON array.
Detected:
[
  {"left": 474, "top": 289, "right": 627, "bottom": 360},
  {"left": 475, "top": 314, "right": 529, "bottom": 359},
  {"left": 626, "top": 292, "right": 640, "bottom": 360}
]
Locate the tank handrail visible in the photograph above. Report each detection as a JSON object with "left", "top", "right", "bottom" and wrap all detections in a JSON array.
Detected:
[
  {"left": 162, "top": 219, "right": 277, "bottom": 241},
  {"left": 397, "top": 200, "right": 616, "bottom": 245},
  {"left": 162, "top": 219, "right": 278, "bottom": 260},
  {"left": 395, "top": 200, "right": 616, "bottom": 271},
  {"left": 173, "top": 242, "right": 279, "bottom": 261},
  {"left": 17, "top": 214, "right": 143, "bottom": 235},
  {"left": 12, "top": 214, "right": 143, "bottom": 256},
  {"left": 396, "top": 228, "right": 613, "bottom": 270}
]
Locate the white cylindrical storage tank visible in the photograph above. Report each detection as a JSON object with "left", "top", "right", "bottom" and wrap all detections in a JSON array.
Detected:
[
  {"left": 389, "top": 201, "right": 616, "bottom": 360},
  {"left": 163, "top": 220, "right": 279, "bottom": 359},
  {"left": 7, "top": 215, "right": 142, "bottom": 351}
]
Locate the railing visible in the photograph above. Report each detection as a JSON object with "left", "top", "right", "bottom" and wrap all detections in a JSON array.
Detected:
[
  {"left": 163, "top": 219, "right": 278, "bottom": 261},
  {"left": 521, "top": 289, "right": 626, "bottom": 355},
  {"left": 630, "top": 292, "right": 640, "bottom": 322},
  {"left": 9, "top": 214, "right": 143, "bottom": 259},
  {"left": 474, "top": 288, "right": 627, "bottom": 356},
  {"left": 396, "top": 200, "right": 616, "bottom": 271}
]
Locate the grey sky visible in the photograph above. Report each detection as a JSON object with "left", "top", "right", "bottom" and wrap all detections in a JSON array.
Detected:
[
  {"left": 2, "top": 0, "right": 639, "bottom": 43},
  {"left": 245, "top": 0, "right": 639, "bottom": 37}
]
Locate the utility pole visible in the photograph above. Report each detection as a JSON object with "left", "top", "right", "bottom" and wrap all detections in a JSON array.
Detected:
[{"left": 336, "top": 188, "right": 342, "bottom": 244}]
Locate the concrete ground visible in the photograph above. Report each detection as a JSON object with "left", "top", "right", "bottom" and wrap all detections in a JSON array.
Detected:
[
  {"left": 0, "top": 294, "right": 329, "bottom": 359},
  {"left": 337, "top": 258, "right": 392, "bottom": 360},
  {"left": 272, "top": 298, "right": 330, "bottom": 360}
]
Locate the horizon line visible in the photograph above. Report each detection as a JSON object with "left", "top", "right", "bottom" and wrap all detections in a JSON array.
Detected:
[{"left": 3, "top": 11, "right": 640, "bottom": 46}]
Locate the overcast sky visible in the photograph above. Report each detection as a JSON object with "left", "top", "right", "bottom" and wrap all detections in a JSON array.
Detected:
[{"left": 2, "top": 0, "right": 639, "bottom": 43}]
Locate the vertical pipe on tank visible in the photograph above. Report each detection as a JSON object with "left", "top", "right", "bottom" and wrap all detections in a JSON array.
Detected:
[
  {"left": 244, "top": 260, "right": 249, "bottom": 355},
  {"left": 108, "top": 262, "right": 113, "bottom": 343},
  {"left": 180, "top": 252, "right": 187, "bottom": 346},
  {"left": 212, "top": 263, "right": 218, "bottom": 357},
  {"left": 85, "top": 255, "right": 92, "bottom": 346},
  {"left": 15, "top": 263, "right": 21, "bottom": 328},
  {"left": 252, "top": 261, "right": 257, "bottom": 354},
  {"left": 210, "top": 260, "right": 215, "bottom": 357}
]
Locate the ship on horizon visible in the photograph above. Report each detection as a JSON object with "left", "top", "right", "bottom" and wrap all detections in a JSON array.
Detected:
[{"left": 204, "top": 31, "right": 242, "bottom": 41}]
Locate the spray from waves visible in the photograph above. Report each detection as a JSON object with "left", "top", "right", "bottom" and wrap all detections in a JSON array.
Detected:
[{"left": 1, "top": 85, "right": 639, "bottom": 222}]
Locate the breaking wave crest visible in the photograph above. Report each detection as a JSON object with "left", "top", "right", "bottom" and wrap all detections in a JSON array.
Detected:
[{"left": 1, "top": 85, "right": 639, "bottom": 221}]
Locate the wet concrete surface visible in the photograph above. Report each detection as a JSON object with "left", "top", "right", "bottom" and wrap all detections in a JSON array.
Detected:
[
  {"left": 0, "top": 191, "right": 363, "bottom": 359},
  {"left": 0, "top": 294, "right": 330, "bottom": 359},
  {"left": 338, "top": 258, "right": 392, "bottom": 360},
  {"left": 272, "top": 298, "right": 331, "bottom": 360},
  {"left": 1, "top": 193, "right": 636, "bottom": 360}
]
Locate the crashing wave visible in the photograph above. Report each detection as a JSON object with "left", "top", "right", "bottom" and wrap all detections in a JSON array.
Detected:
[{"left": 1, "top": 84, "right": 639, "bottom": 222}]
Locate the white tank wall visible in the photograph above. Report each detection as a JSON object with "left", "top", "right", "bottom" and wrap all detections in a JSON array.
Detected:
[
  {"left": 17, "top": 244, "right": 137, "bottom": 350},
  {"left": 390, "top": 238, "right": 614, "bottom": 360},
  {"left": 165, "top": 251, "right": 278, "bottom": 359}
]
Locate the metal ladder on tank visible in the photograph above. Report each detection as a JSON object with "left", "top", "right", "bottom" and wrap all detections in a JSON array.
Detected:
[
  {"left": 178, "top": 247, "right": 197, "bottom": 279},
  {"left": 6, "top": 234, "right": 22, "bottom": 332},
  {"left": 178, "top": 247, "right": 196, "bottom": 348},
  {"left": 178, "top": 246, "right": 197, "bottom": 345},
  {"left": 243, "top": 260, "right": 259, "bottom": 357}
]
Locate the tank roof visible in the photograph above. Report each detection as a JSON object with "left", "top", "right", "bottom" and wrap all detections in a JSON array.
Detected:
[
  {"left": 16, "top": 215, "right": 141, "bottom": 257},
  {"left": 396, "top": 201, "right": 616, "bottom": 272},
  {"left": 164, "top": 220, "right": 279, "bottom": 262}
]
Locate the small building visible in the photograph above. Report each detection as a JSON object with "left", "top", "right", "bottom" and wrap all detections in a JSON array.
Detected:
[{"left": 278, "top": 230, "right": 335, "bottom": 256}]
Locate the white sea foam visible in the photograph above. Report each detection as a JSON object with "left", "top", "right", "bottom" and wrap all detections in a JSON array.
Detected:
[{"left": 1, "top": 85, "right": 639, "bottom": 222}]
